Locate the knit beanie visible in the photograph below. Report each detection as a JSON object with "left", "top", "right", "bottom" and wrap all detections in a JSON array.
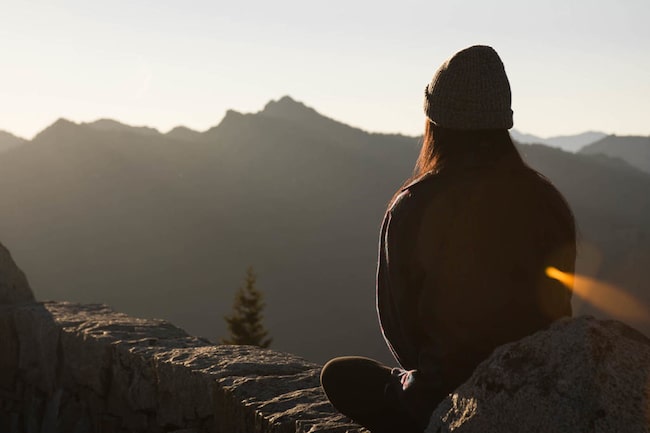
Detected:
[{"left": 424, "top": 45, "right": 513, "bottom": 130}]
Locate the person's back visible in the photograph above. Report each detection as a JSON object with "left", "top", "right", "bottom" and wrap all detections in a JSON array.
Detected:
[
  {"left": 377, "top": 126, "right": 575, "bottom": 405},
  {"left": 320, "top": 45, "right": 577, "bottom": 433},
  {"left": 400, "top": 152, "right": 575, "bottom": 389}
]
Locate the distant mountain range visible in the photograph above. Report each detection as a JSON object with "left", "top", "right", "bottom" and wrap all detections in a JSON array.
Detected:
[
  {"left": 579, "top": 135, "right": 650, "bottom": 174},
  {"left": 510, "top": 130, "right": 650, "bottom": 176},
  {"left": 0, "top": 96, "right": 648, "bottom": 363},
  {"left": 509, "top": 129, "right": 607, "bottom": 152},
  {"left": 3, "top": 120, "right": 642, "bottom": 156}
]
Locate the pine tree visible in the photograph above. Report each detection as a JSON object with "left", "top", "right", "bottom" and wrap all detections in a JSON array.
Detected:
[{"left": 221, "top": 266, "right": 272, "bottom": 348}]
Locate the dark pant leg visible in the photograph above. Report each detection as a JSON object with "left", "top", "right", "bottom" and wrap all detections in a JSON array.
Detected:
[{"left": 320, "top": 356, "right": 422, "bottom": 433}]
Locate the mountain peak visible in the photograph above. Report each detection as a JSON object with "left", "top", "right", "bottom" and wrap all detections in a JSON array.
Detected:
[
  {"left": 257, "top": 96, "right": 373, "bottom": 141},
  {"left": 32, "top": 118, "right": 80, "bottom": 142},
  {"left": 52, "top": 118, "right": 77, "bottom": 128},
  {"left": 260, "top": 96, "right": 321, "bottom": 121},
  {"left": 166, "top": 125, "right": 202, "bottom": 141},
  {"left": 84, "top": 119, "right": 160, "bottom": 136},
  {"left": 203, "top": 109, "right": 249, "bottom": 138},
  {"left": 224, "top": 109, "right": 245, "bottom": 118}
]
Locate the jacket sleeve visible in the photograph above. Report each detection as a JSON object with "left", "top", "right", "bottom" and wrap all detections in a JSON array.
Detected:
[
  {"left": 377, "top": 189, "right": 424, "bottom": 370},
  {"left": 378, "top": 187, "right": 448, "bottom": 427}
]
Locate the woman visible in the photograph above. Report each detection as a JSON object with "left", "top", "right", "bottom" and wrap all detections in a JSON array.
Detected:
[{"left": 320, "top": 45, "right": 576, "bottom": 433}]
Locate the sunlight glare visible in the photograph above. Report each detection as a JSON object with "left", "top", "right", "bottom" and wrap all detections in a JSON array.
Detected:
[{"left": 546, "top": 267, "right": 649, "bottom": 323}]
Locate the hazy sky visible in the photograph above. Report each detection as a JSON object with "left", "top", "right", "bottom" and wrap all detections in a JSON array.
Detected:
[{"left": 1, "top": 0, "right": 648, "bottom": 139}]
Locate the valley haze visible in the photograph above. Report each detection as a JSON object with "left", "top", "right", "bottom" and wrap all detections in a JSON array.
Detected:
[{"left": 0, "top": 96, "right": 648, "bottom": 364}]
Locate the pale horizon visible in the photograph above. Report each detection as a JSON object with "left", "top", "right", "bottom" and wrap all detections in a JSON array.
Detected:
[{"left": 1, "top": 1, "right": 648, "bottom": 140}]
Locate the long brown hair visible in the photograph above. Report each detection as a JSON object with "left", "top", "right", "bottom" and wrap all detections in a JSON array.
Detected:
[
  {"left": 390, "top": 121, "right": 525, "bottom": 205},
  {"left": 415, "top": 121, "right": 523, "bottom": 177}
]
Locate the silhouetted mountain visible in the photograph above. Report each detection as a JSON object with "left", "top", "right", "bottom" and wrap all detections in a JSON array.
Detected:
[
  {"left": 511, "top": 129, "right": 606, "bottom": 152},
  {"left": 579, "top": 135, "right": 650, "bottom": 174},
  {"left": 166, "top": 126, "right": 203, "bottom": 142},
  {"left": 31, "top": 118, "right": 81, "bottom": 143},
  {"left": 0, "top": 130, "right": 26, "bottom": 153},
  {"left": 260, "top": 95, "right": 415, "bottom": 152},
  {"left": 0, "top": 99, "right": 647, "bottom": 364},
  {"left": 262, "top": 96, "right": 324, "bottom": 123},
  {"left": 0, "top": 100, "right": 417, "bottom": 363},
  {"left": 84, "top": 118, "right": 161, "bottom": 136}
]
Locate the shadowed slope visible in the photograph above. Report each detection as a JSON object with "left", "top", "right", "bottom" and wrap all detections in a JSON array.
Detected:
[
  {"left": 0, "top": 99, "right": 647, "bottom": 364},
  {"left": 0, "top": 130, "right": 26, "bottom": 154},
  {"left": 579, "top": 135, "right": 650, "bottom": 174}
]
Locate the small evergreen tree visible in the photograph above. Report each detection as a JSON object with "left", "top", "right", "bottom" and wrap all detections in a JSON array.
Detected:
[{"left": 221, "top": 266, "right": 272, "bottom": 348}]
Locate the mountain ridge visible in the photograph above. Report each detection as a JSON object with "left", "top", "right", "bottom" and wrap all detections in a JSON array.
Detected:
[
  {"left": 10, "top": 97, "right": 642, "bottom": 151},
  {"left": 510, "top": 129, "right": 607, "bottom": 152},
  {"left": 579, "top": 135, "right": 650, "bottom": 174},
  {"left": 84, "top": 118, "right": 161, "bottom": 136},
  {"left": 165, "top": 126, "right": 202, "bottom": 142},
  {"left": 0, "top": 98, "right": 647, "bottom": 363},
  {"left": 0, "top": 130, "right": 26, "bottom": 154}
]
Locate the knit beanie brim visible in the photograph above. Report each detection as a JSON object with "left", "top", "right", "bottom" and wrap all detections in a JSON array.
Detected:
[{"left": 424, "top": 45, "right": 513, "bottom": 130}]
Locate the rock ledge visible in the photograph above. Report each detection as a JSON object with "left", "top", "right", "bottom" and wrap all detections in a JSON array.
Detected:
[{"left": 0, "top": 301, "right": 364, "bottom": 433}]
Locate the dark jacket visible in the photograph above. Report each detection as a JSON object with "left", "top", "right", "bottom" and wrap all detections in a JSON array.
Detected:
[{"left": 376, "top": 156, "right": 575, "bottom": 424}]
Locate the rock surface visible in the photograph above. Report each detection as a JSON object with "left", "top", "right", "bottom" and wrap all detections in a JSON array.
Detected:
[
  {"left": 2, "top": 271, "right": 647, "bottom": 433},
  {"left": 0, "top": 242, "right": 34, "bottom": 304},
  {"left": 426, "top": 316, "right": 650, "bottom": 433},
  {"left": 0, "top": 301, "right": 365, "bottom": 433}
]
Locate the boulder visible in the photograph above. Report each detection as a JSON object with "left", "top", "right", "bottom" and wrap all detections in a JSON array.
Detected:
[
  {"left": 426, "top": 316, "right": 650, "bottom": 432},
  {"left": 0, "top": 242, "right": 34, "bottom": 304}
]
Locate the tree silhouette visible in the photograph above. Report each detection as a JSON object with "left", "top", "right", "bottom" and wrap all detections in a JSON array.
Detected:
[{"left": 221, "top": 266, "right": 272, "bottom": 348}]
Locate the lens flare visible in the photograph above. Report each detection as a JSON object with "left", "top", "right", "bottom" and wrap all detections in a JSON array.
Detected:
[{"left": 546, "top": 267, "right": 650, "bottom": 322}]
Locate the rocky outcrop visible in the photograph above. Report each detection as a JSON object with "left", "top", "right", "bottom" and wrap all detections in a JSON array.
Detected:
[
  {"left": 426, "top": 316, "right": 650, "bottom": 433},
  {"left": 2, "top": 237, "right": 647, "bottom": 432},
  {"left": 1, "top": 299, "right": 649, "bottom": 432},
  {"left": 0, "top": 242, "right": 34, "bottom": 304},
  {"left": 0, "top": 302, "right": 364, "bottom": 433}
]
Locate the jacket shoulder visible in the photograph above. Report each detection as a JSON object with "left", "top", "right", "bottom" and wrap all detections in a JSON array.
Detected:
[
  {"left": 400, "top": 171, "right": 439, "bottom": 193},
  {"left": 388, "top": 172, "right": 449, "bottom": 227},
  {"left": 390, "top": 174, "right": 422, "bottom": 210}
]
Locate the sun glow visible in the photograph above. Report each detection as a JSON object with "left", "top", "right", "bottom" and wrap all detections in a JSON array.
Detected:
[{"left": 546, "top": 267, "right": 650, "bottom": 322}]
